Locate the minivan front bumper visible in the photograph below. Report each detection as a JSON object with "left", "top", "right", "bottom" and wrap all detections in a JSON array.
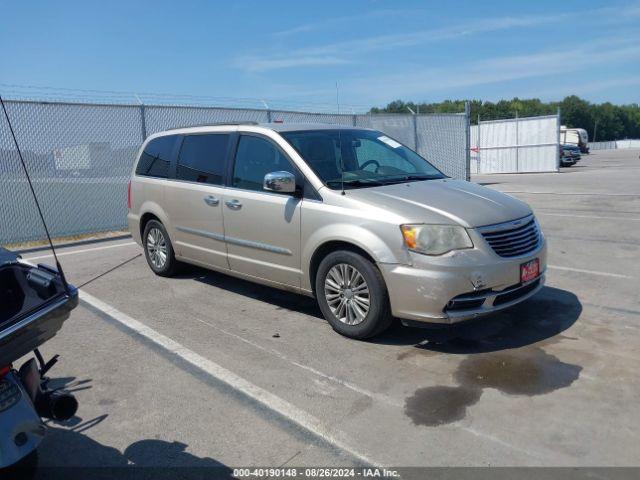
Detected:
[{"left": 379, "top": 234, "right": 547, "bottom": 325}]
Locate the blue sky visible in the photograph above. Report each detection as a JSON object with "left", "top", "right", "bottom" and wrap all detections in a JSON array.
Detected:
[{"left": 1, "top": 0, "right": 639, "bottom": 110}]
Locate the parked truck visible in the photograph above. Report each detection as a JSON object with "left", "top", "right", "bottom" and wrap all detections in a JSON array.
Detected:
[{"left": 560, "top": 126, "right": 589, "bottom": 154}]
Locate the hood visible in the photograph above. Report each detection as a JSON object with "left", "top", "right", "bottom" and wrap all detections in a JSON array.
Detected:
[{"left": 345, "top": 179, "right": 532, "bottom": 228}]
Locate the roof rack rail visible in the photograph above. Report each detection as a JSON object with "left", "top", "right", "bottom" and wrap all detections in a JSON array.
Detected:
[{"left": 165, "top": 121, "right": 260, "bottom": 131}]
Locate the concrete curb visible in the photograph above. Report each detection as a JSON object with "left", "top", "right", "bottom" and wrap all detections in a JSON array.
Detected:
[{"left": 15, "top": 233, "right": 133, "bottom": 254}]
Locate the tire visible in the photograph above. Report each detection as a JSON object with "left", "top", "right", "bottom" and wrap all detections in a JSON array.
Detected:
[
  {"left": 143, "top": 220, "right": 178, "bottom": 277},
  {"left": 315, "top": 250, "right": 392, "bottom": 339}
]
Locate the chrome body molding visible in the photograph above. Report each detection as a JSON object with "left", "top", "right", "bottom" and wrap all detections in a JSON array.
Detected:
[
  {"left": 176, "top": 226, "right": 225, "bottom": 242},
  {"left": 176, "top": 226, "right": 292, "bottom": 256}
]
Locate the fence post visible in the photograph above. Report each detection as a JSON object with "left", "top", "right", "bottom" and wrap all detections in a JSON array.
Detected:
[
  {"left": 266, "top": 109, "right": 272, "bottom": 123},
  {"left": 464, "top": 101, "right": 471, "bottom": 181},
  {"left": 477, "top": 113, "right": 481, "bottom": 174},
  {"left": 515, "top": 110, "right": 519, "bottom": 172},
  {"left": 412, "top": 113, "right": 418, "bottom": 152},
  {"left": 352, "top": 114, "right": 357, "bottom": 127},
  {"left": 556, "top": 106, "right": 561, "bottom": 172},
  {"left": 139, "top": 103, "right": 147, "bottom": 141}
]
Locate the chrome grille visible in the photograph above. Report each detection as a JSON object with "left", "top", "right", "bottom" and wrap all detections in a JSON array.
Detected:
[{"left": 480, "top": 216, "right": 541, "bottom": 258}]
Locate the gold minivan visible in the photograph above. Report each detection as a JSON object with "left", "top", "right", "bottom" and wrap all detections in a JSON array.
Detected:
[{"left": 128, "top": 123, "right": 546, "bottom": 339}]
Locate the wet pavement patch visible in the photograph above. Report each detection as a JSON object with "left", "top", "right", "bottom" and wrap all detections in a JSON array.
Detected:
[
  {"left": 455, "top": 347, "right": 582, "bottom": 396},
  {"left": 404, "top": 386, "right": 481, "bottom": 427},
  {"left": 405, "top": 347, "right": 582, "bottom": 426}
]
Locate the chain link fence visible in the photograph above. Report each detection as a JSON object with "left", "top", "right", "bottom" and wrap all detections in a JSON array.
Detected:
[
  {"left": 590, "top": 139, "right": 640, "bottom": 150},
  {"left": 1, "top": 99, "right": 469, "bottom": 245},
  {"left": 589, "top": 141, "right": 618, "bottom": 150}
]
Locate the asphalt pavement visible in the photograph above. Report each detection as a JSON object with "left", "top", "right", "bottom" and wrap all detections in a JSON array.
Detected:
[{"left": 19, "top": 148, "right": 640, "bottom": 471}]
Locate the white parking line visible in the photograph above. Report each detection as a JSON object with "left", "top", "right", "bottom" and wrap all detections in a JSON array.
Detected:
[
  {"left": 548, "top": 265, "right": 633, "bottom": 279},
  {"left": 538, "top": 212, "right": 640, "bottom": 222},
  {"left": 24, "top": 242, "right": 137, "bottom": 261},
  {"left": 193, "top": 316, "right": 404, "bottom": 408},
  {"left": 79, "top": 290, "right": 378, "bottom": 467}
]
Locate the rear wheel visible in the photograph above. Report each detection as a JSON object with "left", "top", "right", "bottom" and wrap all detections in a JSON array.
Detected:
[
  {"left": 143, "top": 220, "right": 178, "bottom": 277},
  {"left": 315, "top": 250, "right": 392, "bottom": 339}
]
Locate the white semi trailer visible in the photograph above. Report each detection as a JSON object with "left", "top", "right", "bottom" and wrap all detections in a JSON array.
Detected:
[
  {"left": 53, "top": 142, "right": 110, "bottom": 176},
  {"left": 560, "top": 126, "right": 589, "bottom": 153}
]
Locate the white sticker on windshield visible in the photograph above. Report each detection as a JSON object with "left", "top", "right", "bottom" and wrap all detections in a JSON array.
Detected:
[{"left": 378, "top": 135, "right": 402, "bottom": 148}]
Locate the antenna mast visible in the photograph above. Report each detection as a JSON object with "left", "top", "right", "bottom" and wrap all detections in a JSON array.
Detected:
[{"left": 0, "top": 94, "right": 69, "bottom": 292}]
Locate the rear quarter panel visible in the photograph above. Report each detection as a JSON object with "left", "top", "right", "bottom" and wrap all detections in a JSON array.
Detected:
[{"left": 129, "top": 176, "right": 169, "bottom": 245}]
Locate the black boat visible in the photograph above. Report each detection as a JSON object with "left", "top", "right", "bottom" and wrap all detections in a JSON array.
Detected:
[{"left": 0, "top": 247, "right": 78, "bottom": 367}]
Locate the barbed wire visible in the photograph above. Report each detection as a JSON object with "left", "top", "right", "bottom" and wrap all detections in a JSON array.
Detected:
[{"left": 0, "top": 83, "right": 371, "bottom": 114}]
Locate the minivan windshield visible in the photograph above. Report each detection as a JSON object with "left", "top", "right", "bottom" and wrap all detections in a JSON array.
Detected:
[{"left": 281, "top": 129, "right": 445, "bottom": 189}]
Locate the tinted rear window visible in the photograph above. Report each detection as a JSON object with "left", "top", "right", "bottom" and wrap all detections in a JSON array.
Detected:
[
  {"left": 176, "top": 134, "right": 229, "bottom": 185},
  {"left": 135, "top": 135, "right": 176, "bottom": 178}
]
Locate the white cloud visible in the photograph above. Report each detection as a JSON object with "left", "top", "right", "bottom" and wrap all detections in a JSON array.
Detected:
[
  {"left": 236, "top": 56, "right": 350, "bottom": 73},
  {"left": 272, "top": 9, "right": 421, "bottom": 38},
  {"left": 339, "top": 37, "right": 640, "bottom": 103},
  {"left": 235, "top": 4, "right": 640, "bottom": 73},
  {"left": 284, "top": 14, "right": 568, "bottom": 57},
  {"left": 240, "top": 14, "right": 566, "bottom": 72}
]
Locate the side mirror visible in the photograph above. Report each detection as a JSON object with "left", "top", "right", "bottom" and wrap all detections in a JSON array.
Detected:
[{"left": 263, "top": 171, "right": 296, "bottom": 193}]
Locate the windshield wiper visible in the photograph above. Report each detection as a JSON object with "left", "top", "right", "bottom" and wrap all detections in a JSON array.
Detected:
[
  {"left": 379, "top": 174, "right": 443, "bottom": 184},
  {"left": 326, "top": 178, "right": 385, "bottom": 188}
]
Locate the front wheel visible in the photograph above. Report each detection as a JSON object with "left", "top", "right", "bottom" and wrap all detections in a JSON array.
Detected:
[{"left": 315, "top": 250, "right": 392, "bottom": 339}]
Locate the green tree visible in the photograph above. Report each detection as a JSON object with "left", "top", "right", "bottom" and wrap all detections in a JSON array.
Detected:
[{"left": 371, "top": 96, "right": 640, "bottom": 141}]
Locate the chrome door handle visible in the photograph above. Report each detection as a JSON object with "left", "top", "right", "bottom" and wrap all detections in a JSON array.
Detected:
[
  {"left": 225, "top": 199, "right": 242, "bottom": 210},
  {"left": 204, "top": 195, "right": 219, "bottom": 206}
]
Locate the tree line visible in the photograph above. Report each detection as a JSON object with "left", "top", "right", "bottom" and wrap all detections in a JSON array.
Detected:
[{"left": 370, "top": 96, "right": 640, "bottom": 142}]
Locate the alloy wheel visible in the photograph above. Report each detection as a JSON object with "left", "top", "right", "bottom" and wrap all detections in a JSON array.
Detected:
[
  {"left": 146, "top": 227, "right": 168, "bottom": 269},
  {"left": 324, "top": 263, "right": 370, "bottom": 325}
]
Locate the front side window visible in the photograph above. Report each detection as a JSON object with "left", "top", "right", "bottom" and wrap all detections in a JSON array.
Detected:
[
  {"left": 232, "top": 135, "right": 295, "bottom": 192},
  {"left": 136, "top": 135, "right": 176, "bottom": 178},
  {"left": 281, "top": 129, "right": 444, "bottom": 189},
  {"left": 176, "top": 134, "right": 229, "bottom": 185}
]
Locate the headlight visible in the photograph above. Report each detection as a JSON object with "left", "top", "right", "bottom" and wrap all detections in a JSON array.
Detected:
[{"left": 400, "top": 224, "right": 473, "bottom": 256}]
